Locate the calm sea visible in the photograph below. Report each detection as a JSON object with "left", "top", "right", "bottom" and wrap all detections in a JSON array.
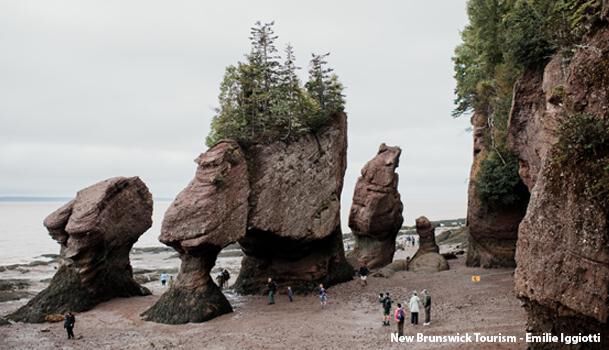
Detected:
[{"left": 0, "top": 200, "right": 170, "bottom": 265}]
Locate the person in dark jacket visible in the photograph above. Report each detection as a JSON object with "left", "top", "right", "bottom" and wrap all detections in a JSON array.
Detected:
[
  {"left": 358, "top": 264, "right": 369, "bottom": 287},
  {"left": 267, "top": 277, "right": 277, "bottom": 304},
  {"left": 64, "top": 312, "right": 75, "bottom": 339},
  {"left": 382, "top": 292, "right": 393, "bottom": 326},
  {"left": 422, "top": 289, "right": 432, "bottom": 325}
]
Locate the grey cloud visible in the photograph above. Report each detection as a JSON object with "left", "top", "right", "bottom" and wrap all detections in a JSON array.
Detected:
[{"left": 1, "top": 0, "right": 471, "bottom": 224}]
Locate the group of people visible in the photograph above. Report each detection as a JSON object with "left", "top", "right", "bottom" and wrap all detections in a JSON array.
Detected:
[
  {"left": 216, "top": 269, "right": 231, "bottom": 289},
  {"left": 266, "top": 277, "right": 328, "bottom": 308},
  {"left": 404, "top": 235, "right": 417, "bottom": 247},
  {"left": 381, "top": 290, "right": 432, "bottom": 336}
]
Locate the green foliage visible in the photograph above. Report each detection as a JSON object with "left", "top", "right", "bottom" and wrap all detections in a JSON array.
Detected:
[
  {"left": 455, "top": 1, "right": 603, "bottom": 208},
  {"left": 475, "top": 150, "right": 528, "bottom": 209},
  {"left": 206, "top": 22, "right": 345, "bottom": 147},
  {"left": 453, "top": 0, "right": 602, "bottom": 118},
  {"left": 503, "top": 1, "right": 553, "bottom": 68},
  {"left": 550, "top": 114, "right": 609, "bottom": 210}
]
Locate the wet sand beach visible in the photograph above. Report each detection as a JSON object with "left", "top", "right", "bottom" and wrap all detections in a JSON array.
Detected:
[{"left": 0, "top": 243, "right": 526, "bottom": 350}]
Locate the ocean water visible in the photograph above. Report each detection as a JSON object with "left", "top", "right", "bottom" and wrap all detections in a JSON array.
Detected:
[{"left": 0, "top": 200, "right": 170, "bottom": 265}]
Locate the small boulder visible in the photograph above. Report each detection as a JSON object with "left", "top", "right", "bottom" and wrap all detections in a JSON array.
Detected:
[{"left": 409, "top": 253, "right": 449, "bottom": 273}]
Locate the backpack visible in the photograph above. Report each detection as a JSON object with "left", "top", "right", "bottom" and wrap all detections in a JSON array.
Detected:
[
  {"left": 384, "top": 297, "right": 392, "bottom": 309},
  {"left": 397, "top": 308, "right": 405, "bottom": 322}
]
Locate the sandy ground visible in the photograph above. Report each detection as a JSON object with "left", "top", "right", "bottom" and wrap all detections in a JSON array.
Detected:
[{"left": 0, "top": 245, "right": 528, "bottom": 350}]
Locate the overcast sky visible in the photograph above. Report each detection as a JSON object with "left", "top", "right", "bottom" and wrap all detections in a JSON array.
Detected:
[{"left": 0, "top": 0, "right": 472, "bottom": 225}]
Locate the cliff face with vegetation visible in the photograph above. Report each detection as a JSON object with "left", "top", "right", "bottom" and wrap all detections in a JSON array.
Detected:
[
  {"left": 456, "top": 0, "right": 609, "bottom": 347},
  {"left": 465, "top": 112, "right": 528, "bottom": 268},
  {"left": 511, "top": 22, "right": 609, "bottom": 349}
]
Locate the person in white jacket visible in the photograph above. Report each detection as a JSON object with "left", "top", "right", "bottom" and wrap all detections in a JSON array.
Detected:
[{"left": 409, "top": 291, "right": 421, "bottom": 325}]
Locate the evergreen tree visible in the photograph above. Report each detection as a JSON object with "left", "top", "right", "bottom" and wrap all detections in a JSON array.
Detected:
[
  {"left": 246, "top": 21, "right": 281, "bottom": 139},
  {"left": 206, "top": 65, "right": 245, "bottom": 146},
  {"left": 205, "top": 21, "right": 346, "bottom": 147},
  {"left": 273, "top": 44, "right": 303, "bottom": 138},
  {"left": 325, "top": 73, "right": 345, "bottom": 114},
  {"left": 305, "top": 53, "right": 345, "bottom": 130},
  {"left": 305, "top": 53, "right": 332, "bottom": 111}
]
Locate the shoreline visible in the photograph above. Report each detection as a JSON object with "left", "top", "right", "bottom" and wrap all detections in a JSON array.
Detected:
[{"left": 0, "top": 250, "right": 525, "bottom": 349}]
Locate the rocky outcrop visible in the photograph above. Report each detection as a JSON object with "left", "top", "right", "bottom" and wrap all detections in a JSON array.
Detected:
[
  {"left": 234, "top": 113, "right": 353, "bottom": 293},
  {"left": 465, "top": 112, "right": 529, "bottom": 268},
  {"left": 347, "top": 143, "right": 403, "bottom": 268},
  {"left": 372, "top": 259, "right": 408, "bottom": 278},
  {"left": 409, "top": 217, "right": 448, "bottom": 272},
  {"left": 8, "top": 177, "right": 152, "bottom": 323},
  {"left": 144, "top": 114, "right": 352, "bottom": 324},
  {"left": 142, "top": 140, "right": 249, "bottom": 324},
  {"left": 510, "top": 26, "right": 609, "bottom": 349},
  {"left": 409, "top": 253, "right": 449, "bottom": 273}
]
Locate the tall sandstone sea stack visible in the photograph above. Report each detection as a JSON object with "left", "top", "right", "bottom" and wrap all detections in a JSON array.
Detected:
[
  {"left": 347, "top": 143, "right": 403, "bottom": 269},
  {"left": 509, "top": 18, "right": 609, "bottom": 349},
  {"left": 142, "top": 141, "right": 249, "bottom": 324},
  {"left": 465, "top": 111, "right": 529, "bottom": 268},
  {"left": 234, "top": 112, "right": 353, "bottom": 293},
  {"left": 8, "top": 177, "right": 153, "bottom": 323},
  {"left": 144, "top": 113, "right": 352, "bottom": 324}
]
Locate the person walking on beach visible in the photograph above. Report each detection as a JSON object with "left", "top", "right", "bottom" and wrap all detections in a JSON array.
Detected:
[
  {"left": 409, "top": 291, "right": 421, "bottom": 325},
  {"left": 287, "top": 286, "right": 294, "bottom": 302},
  {"left": 267, "top": 277, "right": 277, "bottom": 305},
  {"left": 319, "top": 284, "right": 328, "bottom": 308},
  {"left": 160, "top": 273, "right": 168, "bottom": 287},
  {"left": 422, "top": 289, "right": 432, "bottom": 325},
  {"left": 382, "top": 292, "right": 393, "bottom": 326},
  {"left": 394, "top": 303, "right": 405, "bottom": 336},
  {"left": 64, "top": 312, "right": 75, "bottom": 340},
  {"left": 379, "top": 293, "right": 386, "bottom": 323},
  {"left": 358, "top": 264, "right": 369, "bottom": 287}
]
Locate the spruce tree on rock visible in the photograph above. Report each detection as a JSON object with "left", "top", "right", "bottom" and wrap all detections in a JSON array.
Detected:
[{"left": 205, "top": 21, "right": 345, "bottom": 147}]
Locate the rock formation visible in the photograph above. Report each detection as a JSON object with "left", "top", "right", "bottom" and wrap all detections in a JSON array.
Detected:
[
  {"left": 347, "top": 143, "right": 403, "bottom": 268},
  {"left": 371, "top": 259, "right": 408, "bottom": 278},
  {"left": 465, "top": 112, "right": 529, "bottom": 268},
  {"left": 509, "top": 25, "right": 609, "bottom": 348},
  {"left": 8, "top": 177, "right": 152, "bottom": 323},
  {"left": 408, "top": 217, "right": 448, "bottom": 272},
  {"left": 142, "top": 140, "right": 249, "bottom": 324},
  {"left": 234, "top": 112, "right": 353, "bottom": 294},
  {"left": 144, "top": 113, "right": 353, "bottom": 324}
]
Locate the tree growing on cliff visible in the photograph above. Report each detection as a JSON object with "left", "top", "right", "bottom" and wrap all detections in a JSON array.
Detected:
[
  {"left": 475, "top": 150, "right": 529, "bottom": 209},
  {"left": 305, "top": 53, "right": 345, "bottom": 130},
  {"left": 453, "top": 0, "right": 603, "bottom": 206},
  {"left": 206, "top": 22, "right": 345, "bottom": 147}
]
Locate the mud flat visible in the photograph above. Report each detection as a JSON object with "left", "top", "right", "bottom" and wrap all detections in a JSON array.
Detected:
[{"left": 0, "top": 244, "right": 526, "bottom": 350}]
